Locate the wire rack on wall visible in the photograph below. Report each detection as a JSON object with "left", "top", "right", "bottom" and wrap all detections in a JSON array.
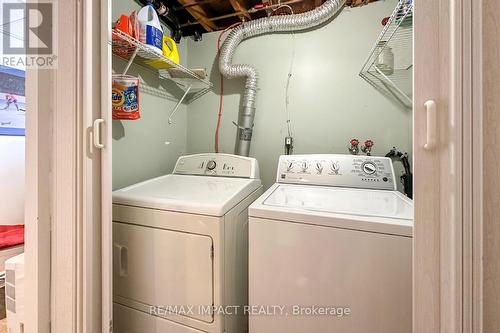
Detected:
[
  {"left": 111, "top": 29, "right": 213, "bottom": 122},
  {"left": 359, "top": 0, "right": 413, "bottom": 108}
]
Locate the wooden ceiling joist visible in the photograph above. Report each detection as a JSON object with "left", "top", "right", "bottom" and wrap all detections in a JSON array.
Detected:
[
  {"left": 176, "top": 0, "right": 218, "bottom": 31},
  {"left": 346, "top": 0, "right": 378, "bottom": 7},
  {"left": 180, "top": 0, "right": 306, "bottom": 28},
  {"left": 172, "top": 0, "right": 379, "bottom": 36},
  {"left": 229, "top": 0, "right": 251, "bottom": 21}
]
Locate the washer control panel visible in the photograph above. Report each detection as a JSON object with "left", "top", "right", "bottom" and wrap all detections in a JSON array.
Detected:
[
  {"left": 277, "top": 154, "right": 396, "bottom": 190},
  {"left": 174, "top": 153, "right": 260, "bottom": 179}
]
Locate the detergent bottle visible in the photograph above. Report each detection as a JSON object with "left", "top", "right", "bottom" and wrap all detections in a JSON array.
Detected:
[
  {"left": 137, "top": 5, "right": 163, "bottom": 55},
  {"left": 145, "top": 36, "right": 180, "bottom": 69},
  {"left": 162, "top": 36, "right": 179, "bottom": 64},
  {"left": 112, "top": 15, "right": 134, "bottom": 58}
]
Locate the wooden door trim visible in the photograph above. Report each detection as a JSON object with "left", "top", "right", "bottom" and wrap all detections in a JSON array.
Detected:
[
  {"left": 465, "top": 0, "right": 483, "bottom": 332},
  {"left": 471, "top": 0, "right": 483, "bottom": 329},
  {"left": 457, "top": 0, "right": 484, "bottom": 332},
  {"left": 481, "top": 0, "right": 500, "bottom": 328}
]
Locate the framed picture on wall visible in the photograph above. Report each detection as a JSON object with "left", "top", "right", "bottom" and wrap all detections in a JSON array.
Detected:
[{"left": 0, "top": 65, "right": 26, "bottom": 136}]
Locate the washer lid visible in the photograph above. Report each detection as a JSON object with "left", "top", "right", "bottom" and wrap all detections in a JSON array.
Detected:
[
  {"left": 113, "top": 174, "right": 262, "bottom": 216},
  {"left": 250, "top": 184, "right": 413, "bottom": 236}
]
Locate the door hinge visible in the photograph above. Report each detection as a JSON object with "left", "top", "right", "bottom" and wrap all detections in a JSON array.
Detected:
[
  {"left": 109, "top": 319, "right": 113, "bottom": 332},
  {"left": 210, "top": 245, "right": 214, "bottom": 259}
]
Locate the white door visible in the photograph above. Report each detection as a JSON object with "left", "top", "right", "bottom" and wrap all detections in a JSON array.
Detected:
[
  {"left": 99, "top": 0, "right": 113, "bottom": 330},
  {"left": 113, "top": 222, "right": 214, "bottom": 323},
  {"left": 24, "top": 0, "right": 112, "bottom": 331},
  {"left": 413, "top": 1, "right": 442, "bottom": 331},
  {"left": 83, "top": 0, "right": 112, "bottom": 332},
  {"left": 414, "top": 0, "right": 475, "bottom": 332}
]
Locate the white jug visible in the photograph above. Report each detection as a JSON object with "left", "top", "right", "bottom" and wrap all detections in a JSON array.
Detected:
[{"left": 137, "top": 5, "right": 163, "bottom": 55}]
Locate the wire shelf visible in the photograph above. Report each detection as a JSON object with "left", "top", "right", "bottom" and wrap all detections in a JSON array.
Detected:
[
  {"left": 111, "top": 29, "right": 214, "bottom": 123},
  {"left": 111, "top": 29, "right": 213, "bottom": 93},
  {"left": 359, "top": 0, "right": 413, "bottom": 108}
]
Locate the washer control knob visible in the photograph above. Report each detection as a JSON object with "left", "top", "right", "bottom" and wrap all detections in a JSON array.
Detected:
[
  {"left": 315, "top": 162, "right": 323, "bottom": 174},
  {"left": 300, "top": 161, "right": 309, "bottom": 172},
  {"left": 330, "top": 161, "right": 340, "bottom": 174},
  {"left": 207, "top": 160, "right": 217, "bottom": 171},
  {"left": 362, "top": 162, "right": 377, "bottom": 175}
]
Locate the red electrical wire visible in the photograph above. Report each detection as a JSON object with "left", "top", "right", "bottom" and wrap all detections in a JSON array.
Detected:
[{"left": 215, "top": 22, "right": 241, "bottom": 153}]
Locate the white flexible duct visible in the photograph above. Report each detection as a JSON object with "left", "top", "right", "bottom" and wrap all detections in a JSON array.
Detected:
[{"left": 219, "top": 0, "right": 346, "bottom": 156}]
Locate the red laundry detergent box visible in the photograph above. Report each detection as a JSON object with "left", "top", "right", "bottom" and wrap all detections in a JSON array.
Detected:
[{"left": 112, "top": 75, "right": 140, "bottom": 120}]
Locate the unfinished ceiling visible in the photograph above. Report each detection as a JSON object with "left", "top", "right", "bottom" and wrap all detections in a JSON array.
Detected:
[{"left": 137, "top": 0, "right": 379, "bottom": 41}]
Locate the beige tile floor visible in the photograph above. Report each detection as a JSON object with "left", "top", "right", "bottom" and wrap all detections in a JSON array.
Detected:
[{"left": 0, "top": 318, "right": 6, "bottom": 333}]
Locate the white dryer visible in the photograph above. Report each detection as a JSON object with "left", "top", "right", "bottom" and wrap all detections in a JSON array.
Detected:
[
  {"left": 112, "top": 154, "right": 262, "bottom": 333},
  {"left": 249, "top": 154, "right": 413, "bottom": 333}
]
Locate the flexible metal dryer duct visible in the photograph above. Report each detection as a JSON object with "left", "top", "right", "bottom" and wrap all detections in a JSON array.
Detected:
[{"left": 219, "top": 0, "right": 346, "bottom": 156}]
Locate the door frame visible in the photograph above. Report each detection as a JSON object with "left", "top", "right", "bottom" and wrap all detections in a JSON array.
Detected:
[
  {"left": 99, "top": 0, "right": 113, "bottom": 331},
  {"left": 81, "top": 0, "right": 112, "bottom": 331},
  {"left": 25, "top": 0, "right": 488, "bottom": 331},
  {"left": 24, "top": 0, "right": 110, "bottom": 332},
  {"left": 24, "top": 62, "right": 51, "bottom": 333},
  {"left": 25, "top": 1, "right": 81, "bottom": 332},
  {"left": 465, "top": 0, "right": 483, "bottom": 331},
  {"left": 50, "top": 0, "right": 81, "bottom": 331}
]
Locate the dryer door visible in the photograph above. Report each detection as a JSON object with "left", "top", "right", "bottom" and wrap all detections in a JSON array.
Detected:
[{"left": 113, "top": 222, "right": 214, "bottom": 323}]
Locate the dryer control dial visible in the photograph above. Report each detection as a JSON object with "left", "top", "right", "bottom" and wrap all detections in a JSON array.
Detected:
[
  {"left": 207, "top": 160, "right": 217, "bottom": 171},
  {"left": 174, "top": 154, "right": 259, "bottom": 178}
]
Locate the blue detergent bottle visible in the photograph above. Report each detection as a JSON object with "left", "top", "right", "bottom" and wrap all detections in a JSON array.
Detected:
[{"left": 137, "top": 4, "right": 163, "bottom": 55}]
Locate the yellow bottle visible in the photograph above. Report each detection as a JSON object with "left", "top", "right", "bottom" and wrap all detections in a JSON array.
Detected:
[
  {"left": 162, "top": 36, "right": 179, "bottom": 64},
  {"left": 145, "top": 36, "right": 179, "bottom": 69}
]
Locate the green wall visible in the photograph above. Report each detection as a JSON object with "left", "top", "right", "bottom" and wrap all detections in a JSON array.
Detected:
[
  {"left": 112, "top": 0, "right": 188, "bottom": 190},
  {"left": 186, "top": 0, "right": 411, "bottom": 189},
  {"left": 112, "top": 0, "right": 412, "bottom": 191}
]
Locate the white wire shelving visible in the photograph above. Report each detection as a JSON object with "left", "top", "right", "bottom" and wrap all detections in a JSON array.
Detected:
[
  {"left": 359, "top": 0, "right": 413, "bottom": 108},
  {"left": 111, "top": 29, "right": 213, "bottom": 123}
]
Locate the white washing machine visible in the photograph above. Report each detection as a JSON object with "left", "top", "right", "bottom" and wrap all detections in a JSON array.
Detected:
[
  {"left": 112, "top": 153, "right": 262, "bottom": 333},
  {"left": 249, "top": 154, "right": 413, "bottom": 333}
]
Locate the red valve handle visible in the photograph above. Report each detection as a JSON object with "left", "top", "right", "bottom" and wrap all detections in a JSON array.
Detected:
[
  {"left": 364, "top": 139, "right": 374, "bottom": 148},
  {"left": 350, "top": 139, "right": 359, "bottom": 146}
]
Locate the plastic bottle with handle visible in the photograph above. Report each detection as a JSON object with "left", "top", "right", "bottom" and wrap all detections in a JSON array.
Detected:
[
  {"left": 145, "top": 36, "right": 180, "bottom": 69},
  {"left": 137, "top": 5, "right": 163, "bottom": 55}
]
